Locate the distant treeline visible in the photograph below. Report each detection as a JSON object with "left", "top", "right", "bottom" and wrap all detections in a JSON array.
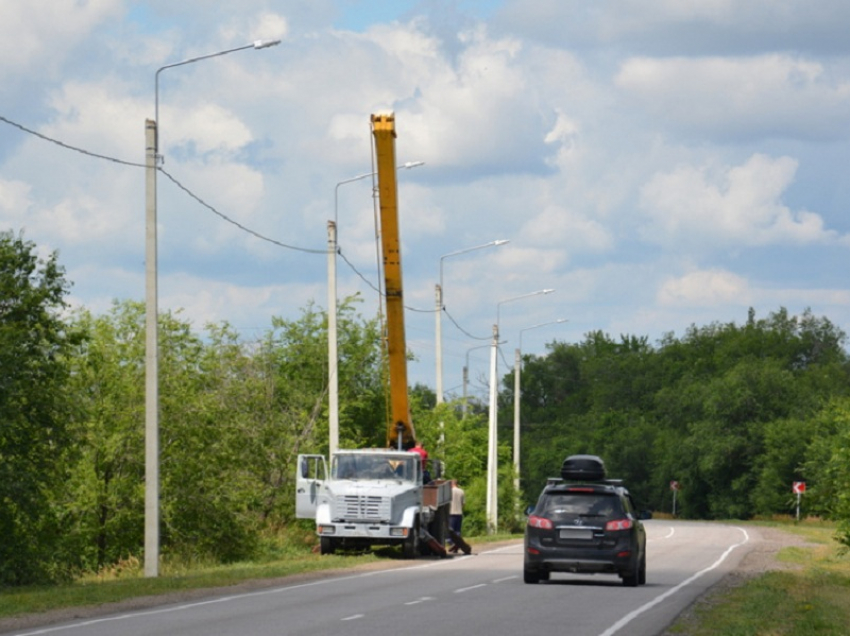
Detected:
[
  {"left": 3, "top": 229, "right": 850, "bottom": 586},
  {"left": 509, "top": 307, "right": 850, "bottom": 538}
]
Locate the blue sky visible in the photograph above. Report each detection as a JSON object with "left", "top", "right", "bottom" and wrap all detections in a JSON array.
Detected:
[{"left": 3, "top": 0, "right": 850, "bottom": 400}]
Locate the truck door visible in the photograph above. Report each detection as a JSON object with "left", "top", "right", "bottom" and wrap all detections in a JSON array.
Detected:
[{"left": 296, "top": 454, "right": 327, "bottom": 519}]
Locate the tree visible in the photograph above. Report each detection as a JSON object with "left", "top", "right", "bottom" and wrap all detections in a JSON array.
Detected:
[{"left": 0, "top": 230, "right": 77, "bottom": 584}]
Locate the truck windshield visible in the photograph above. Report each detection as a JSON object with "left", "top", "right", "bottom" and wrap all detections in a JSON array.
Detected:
[{"left": 333, "top": 455, "right": 417, "bottom": 481}]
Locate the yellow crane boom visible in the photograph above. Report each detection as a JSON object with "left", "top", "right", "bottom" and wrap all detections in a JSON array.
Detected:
[{"left": 371, "top": 112, "right": 416, "bottom": 449}]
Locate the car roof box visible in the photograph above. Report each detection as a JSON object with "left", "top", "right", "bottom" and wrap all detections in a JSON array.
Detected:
[{"left": 561, "top": 454, "right": 606, "bottom": 481}]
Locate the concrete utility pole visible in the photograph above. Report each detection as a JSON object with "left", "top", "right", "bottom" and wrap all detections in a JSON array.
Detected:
[
  {"left": 327, "top": 162, "right": 422, "bottom": 454},
  {"left": 145, "top": 39, "right": 280, "bottom": 578},
  {"left": 485, "top": 289, "right": 554, "bottom": 533},
  {"left": 144, "top": 118, "right": 158, "bottom": 579}
]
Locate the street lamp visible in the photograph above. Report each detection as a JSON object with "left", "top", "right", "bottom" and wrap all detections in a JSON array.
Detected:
[
  {"left": 513, "top": 319, "right": 568, "bottom": 493},
  {"left": 144, "top": 38, "right": 280, "bottom": 578},
  {"left": 463, "top": 341, "right": 503, "bottom": 418},
  {"left": 327, "top": 161, "right": 423, "bottom": 455},
  {"left": 486, "top": 288, "right": 554, "bottom": 533},
  {"left": 435, "top": 240, "right": 508, "bottom": 405}
]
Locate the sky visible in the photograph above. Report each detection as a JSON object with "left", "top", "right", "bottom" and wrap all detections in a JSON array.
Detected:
[{"left": 3, "top": 0, "right": 850, "bottom": 402}]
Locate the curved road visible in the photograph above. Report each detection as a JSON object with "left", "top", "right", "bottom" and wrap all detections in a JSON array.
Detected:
[{"left": 11, "top": 521, "right": 754, "bottom": 636}]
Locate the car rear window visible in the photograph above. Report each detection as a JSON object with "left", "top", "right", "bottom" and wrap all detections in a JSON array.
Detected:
[{"left": 537, "top": 493, "right": 623, "bottom": 521}]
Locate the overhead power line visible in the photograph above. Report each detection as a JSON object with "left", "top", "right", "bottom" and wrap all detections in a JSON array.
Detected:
[
  {"left": 2, "top": 114, "right": 490, "bottom": 337},
  {"left": 0, "top": 114, "right": 324, "bottom": 254}
]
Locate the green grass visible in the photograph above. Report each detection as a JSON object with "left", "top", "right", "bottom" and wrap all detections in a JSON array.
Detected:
[
  {"left": 0, "top": 533, "right": 522, "bottom": 620},
  {"left": 666, "top": 520, "right": 850, "bottom": 636},
  {"left": 0, "top": 552, "right": 381, "bottom": 618}
]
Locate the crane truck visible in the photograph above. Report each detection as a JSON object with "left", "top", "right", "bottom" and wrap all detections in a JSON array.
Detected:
[{"left": 295, "top": 113, "right": 454, "bottom": 558}]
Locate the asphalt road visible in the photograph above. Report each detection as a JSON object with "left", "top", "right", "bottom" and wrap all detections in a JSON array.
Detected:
[{"left": 11, "top": 520, "right": 754, "bottom": 636}]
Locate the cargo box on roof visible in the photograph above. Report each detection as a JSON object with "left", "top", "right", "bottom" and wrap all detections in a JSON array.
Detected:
[{"left": 561, "top": 454, "right": 606, "bottom": 481}]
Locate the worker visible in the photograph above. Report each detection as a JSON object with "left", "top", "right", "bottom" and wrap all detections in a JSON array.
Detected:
[
  {"left": 409, "top": 441, "right": 430, "bottom": 483},
  {"left": 449, "top": 480, "right": 465, "bottom": 552}
]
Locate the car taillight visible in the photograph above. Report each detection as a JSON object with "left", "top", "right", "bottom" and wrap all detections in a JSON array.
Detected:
[
  {"left": 605, "top": 519, "right": 633, "bottom": 531},
  {"left": 528, "top": 515, "right": 554, "bottom": 530}
]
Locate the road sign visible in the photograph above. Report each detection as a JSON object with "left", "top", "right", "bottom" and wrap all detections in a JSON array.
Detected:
[
  {"left": 670, "top": 480, "right": 680, "bottom": 491},
  {"left": 792, "top": 481, "right": 806, "bottom": 494}
]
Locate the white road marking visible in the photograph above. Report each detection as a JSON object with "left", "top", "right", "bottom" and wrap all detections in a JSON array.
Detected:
[
  {"left": 493, "top": 575, "right": 518, "bottom": 583},
  {"left": 598, "top": 527, "right": 750, "bottom": 636},
  {"left": 404, "top": 596, "right": 434, "bottom": 605},
  {"left": 341, "top": 614, "right": 364, "bottom": 621},
  {"left": 454, "top": 583, "right": 488, "bottom": 593},
  {"left": 648, "top": 526, "right": 676, "bottom": 541},
  {"left": 13, "top": 553, "right": 472, "bottom": 635}
]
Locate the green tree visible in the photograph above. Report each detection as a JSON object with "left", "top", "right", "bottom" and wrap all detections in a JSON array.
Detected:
[
  {"left": 59, "top": 302, "right": 146, "bottom": 572},
  {"left": 0, "top": 230, "right": 77, "bottom": 585}
]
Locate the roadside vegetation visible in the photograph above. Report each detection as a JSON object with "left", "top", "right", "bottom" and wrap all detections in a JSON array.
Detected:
[
  {"left": 3, "top": 229, "right": 850, "bottom": 594},
  {"left": 667, "top": 519, "right": 850, "bottom": 635},
  {"left": 0, "top": 530, "right": 518, "bottom": 620}
]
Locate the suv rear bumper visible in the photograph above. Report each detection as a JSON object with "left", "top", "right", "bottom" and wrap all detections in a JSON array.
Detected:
[{"left": 525, "top": 541, "right": 637, "bottom": 576}]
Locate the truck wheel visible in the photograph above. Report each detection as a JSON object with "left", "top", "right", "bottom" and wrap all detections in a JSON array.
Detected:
[
  {"left": 320, "top": 537, "right": 337, "bottom": 555},
  {"left": 402, "top": 522, "right": 420, "bottom": 559}
]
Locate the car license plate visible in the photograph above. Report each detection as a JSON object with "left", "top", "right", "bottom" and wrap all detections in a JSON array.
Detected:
[{"left": 559, "top": 528, "right": 592, "bottom": 540}]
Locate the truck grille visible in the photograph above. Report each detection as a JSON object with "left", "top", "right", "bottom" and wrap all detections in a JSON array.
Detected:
[{"left": 335, "top": 495, "right": 391, "bottom": 522}]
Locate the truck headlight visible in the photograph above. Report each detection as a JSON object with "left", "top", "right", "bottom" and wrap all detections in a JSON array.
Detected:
[
  {"left": 318, "top": 525, "right": 336, "bottom": 535},
  {"left": 390, "top": 527, "right": 408, "bottom": 538}
]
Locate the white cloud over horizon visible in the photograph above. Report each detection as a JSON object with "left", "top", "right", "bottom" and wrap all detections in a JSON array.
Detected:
[{"left": 2, "top": 0, "right": 850, "bottom": 398}]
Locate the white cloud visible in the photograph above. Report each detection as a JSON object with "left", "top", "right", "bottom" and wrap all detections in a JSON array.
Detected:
[
  {"left": 0, "top": 178, "right": 32, "bottom": 219},
  {"left": 0, "top": 0, "right": 122, "bottom": 79},
  {"left": 615, "top": 54, "right": 850, "bottom": 141},
  {"left": 520, "top": 204, "right": 613, "bottom": 254},
  {"left": 639, "top": 153, "right": 842, "bottom": 250},
  {"left": 658, "top": 269, "right": 750, "bottom": 307}
]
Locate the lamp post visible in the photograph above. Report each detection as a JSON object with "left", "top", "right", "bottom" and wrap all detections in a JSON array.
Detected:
[
  {"left": 145, "top": 38, "right": 280, "bottom": 578},
  {"left": 435, "top": 240, "right": 508, "bottom": 405},
  {"left": 513, "top": 319, "right": 568, "bottom": 493},
  {"left": 486, "top": 288, "right": 554, "bottom": 533},
  {"left": 328, "top": 162, "right": 423, "bottom": 455}
]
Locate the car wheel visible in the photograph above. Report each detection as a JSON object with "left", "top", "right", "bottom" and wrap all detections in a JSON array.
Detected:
[
  {"left": 622, "top": 561, "right": 639, "bottom": 587},
  {"left": 320, "top": 537, "right": 336, "bottom": 555},
  {"left": 524, "top": 565, "right": 541, "bottom": 584},
  {"left": 539, "top": 569, "right": 550, "bottom": 581},
  {"left": 639, "top": 553, "right": 647, "bottom": 585}
]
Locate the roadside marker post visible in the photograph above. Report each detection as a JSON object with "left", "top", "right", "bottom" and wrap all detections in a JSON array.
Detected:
[
  {"left": 792, "top": 481, "right": 806, "bottom": 520},
  {"left": 670, "top": 480, "right": 680, "bottom": 517}
]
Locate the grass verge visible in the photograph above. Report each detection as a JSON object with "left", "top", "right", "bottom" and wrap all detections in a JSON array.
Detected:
[
  {"left": 666, "top": 520, "right": 850, "bottom": 636},
  {"left": 0, "top": 533, "right": 519, "bottom": 620}
]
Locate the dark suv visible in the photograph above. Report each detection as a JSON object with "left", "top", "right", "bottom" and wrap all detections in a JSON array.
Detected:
[{"left": 524, "top": 456, "right": 650, "bottom": 586}]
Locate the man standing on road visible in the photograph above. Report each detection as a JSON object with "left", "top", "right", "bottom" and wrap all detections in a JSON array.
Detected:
[{"left": 449, "top": 480, "right": 465, "bottom": 552}]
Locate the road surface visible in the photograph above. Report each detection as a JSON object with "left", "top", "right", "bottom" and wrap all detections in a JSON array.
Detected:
[{"left": 8, "top": 520, "right": 754, "bottom": 636}]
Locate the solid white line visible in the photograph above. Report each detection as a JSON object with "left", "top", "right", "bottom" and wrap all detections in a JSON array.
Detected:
[
  {"left": 648, "top": 526, "right": 676, "bottom": 541},
  {"left": 11, "top": 557, "right": 466, "bottom": 636},
  {"left": 597, "top": 527, "right": 750, "bottom": 636}
]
